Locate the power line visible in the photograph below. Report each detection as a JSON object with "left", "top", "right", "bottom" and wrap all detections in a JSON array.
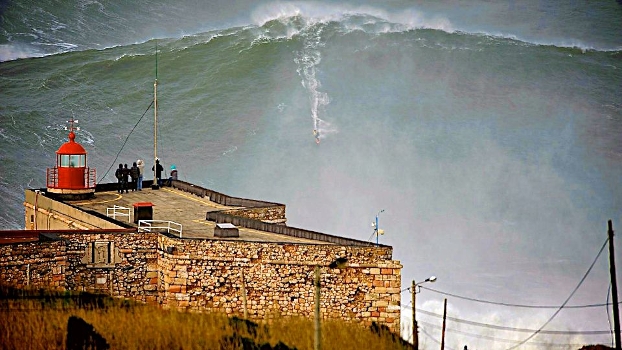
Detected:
[
  {"left": 419, "top": 320, "right": 588, "bottom": 347},
  {"left": 420, "top": 327, "right": 456, "bottom": 350},
  {"left": 507, "top": 237, "right": 609, "bottom": 349},
  {"left": 405, "top": 306, "right": 611, "bottom": 335},
  {"left": 419, "top": 286, "right": 619, "bottom": 309},
  {"left": 401, "top": 238, "right": 611, "bottom": 340}
]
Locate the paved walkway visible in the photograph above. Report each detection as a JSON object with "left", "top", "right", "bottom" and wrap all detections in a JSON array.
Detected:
[{"left": 68, "top": 186, "right": 323, "bottom": 244}]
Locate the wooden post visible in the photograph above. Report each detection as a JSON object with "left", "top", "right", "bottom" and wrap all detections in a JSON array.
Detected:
[
  {"left": 440, "top": 298, "right": 447, "bottom": 350},
  {"left": 412, "top": 280, "right": 418, "bottom": 350},
  {"left": 314, "top": 265, "right": 321, "bottom": 350},
  {"left": 241, "top": 269, "right": 248, "bottom": 319},
  {"left": 609, "top": 220, "right": 621, "bottom": 350}
]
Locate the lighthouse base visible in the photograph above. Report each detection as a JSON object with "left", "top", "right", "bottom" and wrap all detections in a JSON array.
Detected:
[{"left": 46, "top": 188, "right": 95, "bottom": 201}]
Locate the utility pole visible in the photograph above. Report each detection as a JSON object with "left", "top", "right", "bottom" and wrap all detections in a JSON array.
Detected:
[
  {"left": 314, "top": 265, "right": 321, "bottom": 350},
  {"left": 412, "top": 280, "right": 418, "bottom": 350},
  {"left": 440, "top": 298, "right": 447, "bottom": 350},
  {"left": 609, "top": 220, "right": 621, "bottom": 350}
]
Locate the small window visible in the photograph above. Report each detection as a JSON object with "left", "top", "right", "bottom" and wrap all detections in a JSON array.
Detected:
[
  {"left": 30, "top": 215, "right": 34, "bottom": 223},
  {"left": 69, "top": 155, "right": 81, "bottom": 167},
  {"left": 60, "top": 155, "right": 70, "bottom": 167}
]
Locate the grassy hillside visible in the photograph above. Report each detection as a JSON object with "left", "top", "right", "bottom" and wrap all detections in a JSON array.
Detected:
[{"left": 0, "top": 286, "right": 411, "bottom": 350}]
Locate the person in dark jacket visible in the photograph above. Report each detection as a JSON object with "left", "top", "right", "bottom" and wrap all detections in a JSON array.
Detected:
[
  {"left": 115, "top": 164, "right": 124, "bottom": 193},
  {"left": 122, "top": 164, "right": 130, "bottom": 193},
  {"left": 129, "top": 162, "right": 139, "bottom": 191},
  {"left": 152, "top": 158, "right": 164, "bottom": 187}
]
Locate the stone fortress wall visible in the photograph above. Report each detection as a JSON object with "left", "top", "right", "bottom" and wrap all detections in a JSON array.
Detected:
[{"left": 1, "top": 183, "right": 402, "bottom": 332}]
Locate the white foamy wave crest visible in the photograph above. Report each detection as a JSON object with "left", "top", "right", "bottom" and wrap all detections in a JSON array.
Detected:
[
  {"left": 454, "top": 29, "right": 621, "bottom": 52},
  {"left": 0, "top": 128, "right": 20, "bottom": 144},
  {"left": 252, "top": 1, "right": 342, "bottom": 26},
  {"left": 251, "top": 2, "right": 620, "bottom": 52},
  {"left": 78, "top": 129, "right": 95, "bottom": 146},
  {"left": 112, "top": 48, "right": 153, "bottom": 61},
  {"left": 0, "top": 44, "right": 45, "bottom": 62},
  {"left": 222, "top": 145, "right": 238, "bottom": 157},
  {"left": 251, "top": 1, "right": 455, "bottom": 34},
  {"left": 171, "top": 31, "right": 232, "bottom": 53},
  {"left": 385, "top": 8, "right": 454, "bottom": 33}
]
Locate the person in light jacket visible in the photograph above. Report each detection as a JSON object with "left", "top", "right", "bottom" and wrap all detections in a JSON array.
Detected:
[{"left": 136, "top": 159, "right": 145, "bottom": 191}]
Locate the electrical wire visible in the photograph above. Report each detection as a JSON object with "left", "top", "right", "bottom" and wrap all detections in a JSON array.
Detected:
[
  {"left": 404, "top": 306, "right": 610, "bottom": 335},
  {"left": 420, "top": 326, "right": 456, "bottom": 350},
  {"left": 418, "top": 320, "right": 587, "bottom": 347},
  {"left": 506, "top": 237, "right": 609, "bottom": 349},
  {"left": 97, "top": 100, "right": 153, "bottom": 183},
  {"left": 419, "top": 285, "right": 620, "bottom": 309}
]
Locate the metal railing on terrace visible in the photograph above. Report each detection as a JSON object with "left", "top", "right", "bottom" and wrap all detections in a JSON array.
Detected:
[
  {"left": 137, "top": 220, "right": 183, "bottom": 238},
  {"left": 106, "top": 205, "right": 131, "bottom": 223}
]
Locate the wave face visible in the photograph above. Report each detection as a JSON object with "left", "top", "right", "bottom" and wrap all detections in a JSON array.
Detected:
[{"left": 2, "top": 1, "right": 622, "bottom": 348}]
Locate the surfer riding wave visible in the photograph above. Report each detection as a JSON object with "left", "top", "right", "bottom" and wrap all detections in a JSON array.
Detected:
[{"left": 313, "top": 129, "right": 320, "bottom": 144}]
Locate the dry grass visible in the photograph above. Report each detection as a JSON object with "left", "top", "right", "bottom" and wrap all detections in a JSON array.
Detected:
[{"left": 0, "top": 286, "right": 410, "bottom": 350}]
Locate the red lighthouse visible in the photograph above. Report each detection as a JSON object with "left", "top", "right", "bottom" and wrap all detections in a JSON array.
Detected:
[{"left": 46, "top": 118, "right": 96, "bottom": 199}]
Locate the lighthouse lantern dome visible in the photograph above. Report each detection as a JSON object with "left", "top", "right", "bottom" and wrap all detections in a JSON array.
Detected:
[{"left": 46, "top": 119, "right": 96, "bottom": 199}]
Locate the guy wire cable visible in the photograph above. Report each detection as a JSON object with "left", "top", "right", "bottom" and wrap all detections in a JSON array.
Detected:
[{"left": 98, "top": 100, "right": 154, "bottom": 182}]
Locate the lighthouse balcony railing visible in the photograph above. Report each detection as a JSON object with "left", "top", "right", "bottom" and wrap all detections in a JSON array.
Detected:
[
  {"left": 85, "top": 168, "right": 96, "bottom": 188},
  {"left": 138, "top": 220, "right": 183, "bottom": 238},
  {"left": 84, "top": 168, "right": 97, "bottom": 188},
  {"left": 46, "top": 167, "right": 96, "bottom": 189},
  {"left": 46, "top": 168, "right": 58, "bottom": 188}
]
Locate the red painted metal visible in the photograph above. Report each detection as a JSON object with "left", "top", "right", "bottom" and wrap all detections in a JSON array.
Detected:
[
  {"left": 132, "top": 202, "right": 155, "bottom": 208},
  {"left": 46, "top": 130, "right": 96, "bottom": 190},
  {"left": 57, "top": 132, "right": 86, "bottom": 154}
]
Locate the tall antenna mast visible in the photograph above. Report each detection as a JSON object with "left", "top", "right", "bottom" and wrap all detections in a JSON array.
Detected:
[{"left": 153, "top": 39, "right": 159, "bottom": 188}]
